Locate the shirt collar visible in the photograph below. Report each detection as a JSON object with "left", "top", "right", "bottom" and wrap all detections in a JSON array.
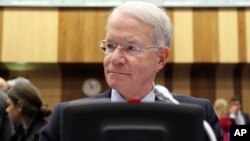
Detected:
[{"left": 111, "top": 89, "right": 155, "bottom": 103}]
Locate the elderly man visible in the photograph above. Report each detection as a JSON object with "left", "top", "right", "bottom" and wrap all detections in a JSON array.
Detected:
[{"left": 40, "top": 2, "right": 222, "bottom": 141}]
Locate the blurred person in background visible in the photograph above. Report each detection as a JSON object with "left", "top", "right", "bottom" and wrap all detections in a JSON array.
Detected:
[
  {"left": 0, "top": 76, "right": 30, "bottom": 93},
  {"left": 6, "top": 80, "right": 51, "bottom": 141},
  {"left": 228, "top": 95, "right": 250, "bottom": 125},
  {"left": 214, "top": 98, "right": 231, "bottom": 141},
  {"left": 0, "top": 78, "right": 13, "bottom": 141},
  {"left": 0, "top": 77, "right": 9, "bottom": 92}
]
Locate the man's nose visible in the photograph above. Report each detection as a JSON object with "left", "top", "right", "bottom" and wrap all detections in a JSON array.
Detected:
[{"left": 109, "top": 45, "right": 126, "bottom": 64}]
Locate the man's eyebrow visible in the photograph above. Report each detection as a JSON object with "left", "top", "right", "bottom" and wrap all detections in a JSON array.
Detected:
[{"left": 125, "top": 39, "right": 142, "bottom": 44}]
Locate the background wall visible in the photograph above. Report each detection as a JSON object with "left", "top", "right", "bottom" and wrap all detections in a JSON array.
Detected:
[{"left": 0, "top": 7, "right": 249, "bottom": 114}]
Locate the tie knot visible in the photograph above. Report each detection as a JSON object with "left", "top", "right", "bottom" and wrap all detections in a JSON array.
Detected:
[{"left": 127, "top": 98, "right": 141, "bottom": 104}]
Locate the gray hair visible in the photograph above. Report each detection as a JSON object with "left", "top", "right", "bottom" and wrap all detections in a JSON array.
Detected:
[
  {"left": 106, "top": 1, "right": 173, "bottom": 47},
  {"left": 7, "top": 77, "right": 30, "bottom": 88}
]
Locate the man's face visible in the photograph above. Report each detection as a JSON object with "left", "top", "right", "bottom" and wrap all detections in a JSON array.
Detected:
[
  {"left": 230, "top": 100, "right": 241, "bottom": 111},
  {"left": 103, "top": 12, "right": 168, "bottom": 99}
]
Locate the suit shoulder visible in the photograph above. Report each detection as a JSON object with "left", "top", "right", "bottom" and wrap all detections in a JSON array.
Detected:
[
  {"left": 58, "top": 89, "right": 109, "bottom": 103},
  {"left": 56, "top": 90, "right": 112, "bottom": 110},
  {"left": 172, "top": 93, "right": 210, "bottom": 105}
]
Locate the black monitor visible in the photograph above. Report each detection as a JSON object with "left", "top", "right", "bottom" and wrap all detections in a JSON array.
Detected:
[{"left": 61, "top": 99, "right": 205, "bottom": 141}]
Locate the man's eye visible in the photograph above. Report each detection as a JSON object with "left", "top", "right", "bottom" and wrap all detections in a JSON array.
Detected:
[
  {"left": 126, "top": 45, "right": 139, "bottom": 51},
  {"left": 107, "top": 43, "right": 116, "bottom": 49}
]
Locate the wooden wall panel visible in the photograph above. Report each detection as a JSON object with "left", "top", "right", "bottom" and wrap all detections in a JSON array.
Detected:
[
  {"left": 165, "top": 9, "right": 174, "bottom": 62},
  {"left": 173, "top": 9, "right": 193, "bottom": 63},
  {"left": 82, "top": 9, "right": 108, "bottom": 62},
  {"left": 233, "top": 64, "right": 244, "bottom": 97},
  {"left": 238, "top": 8, "right": 247, "bottom": 62},
  {"left": 246, "top": 9, "right": 250, "bottom": 62},
  {"left": 58, "top": 9, "right": 109, "bottom": 63},
  {"left": 155, "top": 69, "right": 166, "bottom": 86},
  {"left": 1, "top": 8, "right": 58, "bottom": 62},
  {"left": 28, "top": 68, "right": 62, "bottom": 108},
  {"left": 215, "top": 65, "right": 235, "bottom": 100},
  {"left": 0, "top": 63, "right": 9, "bottom": 79},
  {"left": 241, "top": 65, "right": 250, "bottom": 114},
  {"left": 164, "top": 64, "right": 174, "bottom": 92},
  {"left": 218, "top": 9, "right": 239, "bottom": 63},
  {"left": 172, "top": 64, "right": 191, "bottom": 96},
  {"left": 0, "top": 8, "right": 3, "bottom": 61},
  {"left": 154, "top": 64, "right": 173, "bottom": 93},
  {"left": 0, "top": 8, "right": 249, "bottom": 63},
  {"left": 193, "top": 9, "right": 219, "bottom": 63},
  {"left": 191, "top": 64, "right": 217, "bottom": 101}
]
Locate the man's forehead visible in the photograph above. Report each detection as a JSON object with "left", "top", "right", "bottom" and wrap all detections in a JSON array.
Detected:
[{"left": 230, "top": 101, "right": 240, "bottom": 104}]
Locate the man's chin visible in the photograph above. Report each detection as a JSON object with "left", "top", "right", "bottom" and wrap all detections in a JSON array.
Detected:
[{"left": 108, "top": 80, "right": 124, "bottom": 89}]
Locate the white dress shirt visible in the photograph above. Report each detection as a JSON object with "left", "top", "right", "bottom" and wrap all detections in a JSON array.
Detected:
[{"left": 111, "top": 89, "right": 155, "bottom": 103}]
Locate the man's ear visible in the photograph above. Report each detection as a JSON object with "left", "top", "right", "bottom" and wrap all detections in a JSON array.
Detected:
[{"left": 157, "top": 47, "right": 169, "bottom": 67}]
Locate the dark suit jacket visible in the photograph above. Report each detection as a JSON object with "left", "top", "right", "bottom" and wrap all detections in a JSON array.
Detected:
[
  {"left": 11, "top": 117, "right": 47, "bottom": 141},
  {"left": 230, "top": 112, "right": 250, "bottom": 125},
  {"left": 40, "top": 89, "right": 223, "bottom": 141},
  {"left": 0, "top": 91, "right": 13, "bottom": 141},
  {"left": 242, "top": 112, "right": 250, "bottom": 125}
]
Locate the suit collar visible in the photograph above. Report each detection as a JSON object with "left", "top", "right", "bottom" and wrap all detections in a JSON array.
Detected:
[{"left": 98, "top": 89, "right": 164, "bottom": 102}]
